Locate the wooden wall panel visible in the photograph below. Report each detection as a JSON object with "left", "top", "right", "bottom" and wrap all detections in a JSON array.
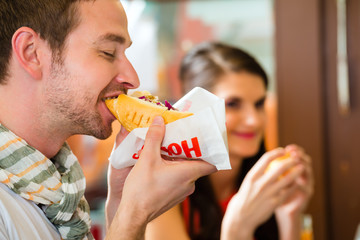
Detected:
[
  {"left": 324, "top": 0, "right": 360, "bottom": 239},
  {"left": 274, "top": 1, "right": 328, "bottom": 239}
]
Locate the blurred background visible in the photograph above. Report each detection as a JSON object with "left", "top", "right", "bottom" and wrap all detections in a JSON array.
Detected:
[{"left": 67, "top": 0, "right": 360, "bottom": 239}]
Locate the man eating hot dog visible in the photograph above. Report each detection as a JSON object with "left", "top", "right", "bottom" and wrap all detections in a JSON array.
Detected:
[{"left": 0, "top": 0, "right": 217, "bottom": 239}]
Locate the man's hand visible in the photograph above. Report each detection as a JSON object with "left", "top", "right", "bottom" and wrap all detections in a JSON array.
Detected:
[
  {"left": 106, "top": 116, "right": 217, "bottom": 239},
  {"left": 105, "top": 126, "right": 131, "bottom": 229}
]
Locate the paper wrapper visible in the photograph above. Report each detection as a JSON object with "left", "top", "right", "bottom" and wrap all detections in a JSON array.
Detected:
[{"left": 108, "top": 87, "right": 231, "bottom": 170}]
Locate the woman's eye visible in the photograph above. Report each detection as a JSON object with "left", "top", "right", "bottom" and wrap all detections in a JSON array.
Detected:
[
  {"left": 255, "top": 99, "right": 265, "bottom": 109},
  {"left": 226, "top": 100, "right": 241, "bottom": 109}
]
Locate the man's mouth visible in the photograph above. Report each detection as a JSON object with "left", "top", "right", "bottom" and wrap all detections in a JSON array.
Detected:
[
  {"left": 100, "top": 86, "right": 128, "bottom": 102},
  {"left": 102, "top": 96, "right": 118, "bottom": 101},
  {"left": 101, "top": 91, "right": 125, "bottom": 102}
]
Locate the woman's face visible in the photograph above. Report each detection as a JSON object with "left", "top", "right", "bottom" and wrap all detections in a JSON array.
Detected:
[{"left": 212, "top": 71, "right": 267, "bottom": 159}]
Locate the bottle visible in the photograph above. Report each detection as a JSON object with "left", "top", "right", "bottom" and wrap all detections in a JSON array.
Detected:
[{"left": 301, "top": 214, "right": 313, "bottom": 240}]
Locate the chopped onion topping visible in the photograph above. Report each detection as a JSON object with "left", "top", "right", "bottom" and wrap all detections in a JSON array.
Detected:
[
  {"left": 136, "top": 94, "right": 176, "bottom": 110},
  {"left": 164, "top": 100, "right": 175, "bottom": 110}
]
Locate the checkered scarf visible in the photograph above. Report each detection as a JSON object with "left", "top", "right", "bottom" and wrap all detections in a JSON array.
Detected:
[{"left": 0, "top": 124, "right": 94, "bottom": 240}]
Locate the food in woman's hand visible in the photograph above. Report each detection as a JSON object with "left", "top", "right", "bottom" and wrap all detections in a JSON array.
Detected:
[
  {"left": 266, "top": 152, "right": 292, "bottom": 177},
  {"left": 105, "top": 91, "right": 193, "bottom": 131}
]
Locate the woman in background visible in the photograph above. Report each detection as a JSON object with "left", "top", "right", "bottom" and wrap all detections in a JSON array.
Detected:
[{"left": 145, "top": 42, "right": 313, "bottom": 240}]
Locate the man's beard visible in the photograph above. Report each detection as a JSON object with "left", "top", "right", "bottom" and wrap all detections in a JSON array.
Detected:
[{"left": 44, "top": 60, "right": 113, "bottom": 140}]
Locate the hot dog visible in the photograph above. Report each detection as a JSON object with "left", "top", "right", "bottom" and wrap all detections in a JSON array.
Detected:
[{"left": 105, "top": 90, "right": 193, "bottom": 131}]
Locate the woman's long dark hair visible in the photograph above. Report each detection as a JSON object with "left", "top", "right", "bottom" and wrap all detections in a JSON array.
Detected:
[{"left": 179, "top": 42, "right": 278, "bottom": 240}]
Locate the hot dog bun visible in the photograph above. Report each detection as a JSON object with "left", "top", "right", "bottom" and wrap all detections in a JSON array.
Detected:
[{"left": 105, "top": 91, "right": 193, "bottom": 131}]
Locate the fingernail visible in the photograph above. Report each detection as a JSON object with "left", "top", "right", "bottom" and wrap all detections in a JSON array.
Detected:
[{"left": 152, "top": 116, "right": 164, "bottom": 126}]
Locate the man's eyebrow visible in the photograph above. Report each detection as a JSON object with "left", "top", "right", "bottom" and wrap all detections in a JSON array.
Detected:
[{"left": 94, "top": 33, "right": 133, "bottom": 47}]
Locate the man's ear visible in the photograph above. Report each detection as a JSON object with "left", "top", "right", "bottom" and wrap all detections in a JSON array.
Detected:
[{"left": 12, "top": 27, "right": 48, "bottom": 80}]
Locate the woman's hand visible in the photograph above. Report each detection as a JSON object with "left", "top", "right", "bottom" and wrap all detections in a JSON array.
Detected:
[
  {"left": 275, "top": 144, "right": 314, "bottom": 240},
  {"left": 276, "top": 144, "right": 314, "bottom": 216},
  {"left": 221, "top": 148, "right": 305, "bottom": 240}
]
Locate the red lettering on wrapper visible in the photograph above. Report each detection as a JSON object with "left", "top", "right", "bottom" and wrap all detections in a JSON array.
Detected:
[
  {"left": 132, "top": 145, "right": 144, "bottom": 159},
  {"left": 161, "top": 146, "right": 172, "bottom": 156},
  {"left": 181, "top": 100, "right": 193, "bottom": 112},
  {"left": 132, "top": 152, "right": 140, "bottom": 160},
  {"left": 181, "top": 137, "right": 202, "bottom": 158},
  {"left": 168, "top": 143, "right": 182, "bottom": 156},
  {"left": 132, "top": 137, "right": 203, "bottom": 160}
]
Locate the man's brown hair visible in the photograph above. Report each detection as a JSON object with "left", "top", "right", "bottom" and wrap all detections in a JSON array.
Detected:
[{"left": 0, "top": 0, "right": 93, "bottom": 84}]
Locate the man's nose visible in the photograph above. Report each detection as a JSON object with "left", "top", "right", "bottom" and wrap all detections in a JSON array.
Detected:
[{"left": 114, "top": 55, "right": 140, "bottom": 90}]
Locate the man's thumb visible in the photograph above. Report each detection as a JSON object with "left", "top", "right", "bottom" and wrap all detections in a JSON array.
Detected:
[{"left": 142, "top": 116, "right": 165, "bottom": 156}]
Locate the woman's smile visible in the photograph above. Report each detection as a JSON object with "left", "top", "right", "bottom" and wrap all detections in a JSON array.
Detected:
[{"left": 232, "top": 131, "right": 257, "bottom": 139}]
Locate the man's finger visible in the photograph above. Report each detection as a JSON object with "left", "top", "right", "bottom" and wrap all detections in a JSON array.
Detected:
[
  {"left": 166, "top": 159, "right": 217, "bottom": 181},
  {"left": 115, "top": 126, "right": 130, "bottom": 147},
  {"left": 187, "top": 160, "right": 217, "bottom": 180},
  {"left": 141, "top": 116, "right": 165, "bottom": 157}
]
